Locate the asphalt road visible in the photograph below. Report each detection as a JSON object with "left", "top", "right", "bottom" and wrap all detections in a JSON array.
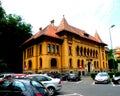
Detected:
[{"left": 56, "top": 76, "right": 120, "bottom": 96}]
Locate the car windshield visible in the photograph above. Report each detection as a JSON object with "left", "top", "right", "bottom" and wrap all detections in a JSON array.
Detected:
[
  {"left": 69, "top": 74, "right": 76, "bottom": 77},
  {"left": 98, "top": 73, "right": 108, "bottom": 76},
  {"left": 31, "top": 81, "right": 44, "bottom": 88}
]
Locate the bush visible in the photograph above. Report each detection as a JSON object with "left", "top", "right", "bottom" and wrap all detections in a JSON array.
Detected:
[{"left": 90, "top": 72, "right": 98, "bottom": 80}]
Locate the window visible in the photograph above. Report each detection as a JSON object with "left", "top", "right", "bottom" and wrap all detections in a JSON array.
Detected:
[
  {"left": 84, "top": 48, "right": 86, "bottom": 56},
  {"left": 39, "top": 44, "right": 42, "bottom": 55},
  {"left": 39, "top": 58, "right": 42, "bottom": 69},
  {"left": 56, "top": 45, "right": 59, "bottom": 54},
  {"left": 28, "top": 60, "right": 32, "bottom": 69},
  {"left": 69, "top": 59, "right": 72, "bottom": 68},
  {"left": 52, "top": 44, "right": 55, "bottom": 53},
  {"left": 80, "top": 47, "right": 83, "bottom": 56},
  {"left": 14, "top": 81, "right": 26, "bottom": 91},
  {"left": 36, "top": 76, "right": 51, "bottom": 81},
  {"left": 27, "top": 47, "right": 34, "bottom": 58},
  {"left": 31, "top": 81, "right": 44, "bottom": 88},
  {"left": 48, "top": 44, "right": 51, "bottom": 53},
  {"left": 102, "top": 52, "right": 104, "bottom": 60},
  {"left": 69, "top": 46, "right": 72, "bottom": 55},
  {"left": 77, "top": 60, "right": 80, "bottom": 68},
  {"left": 76, "top": 46, "right": 79, "bottom": 56}
]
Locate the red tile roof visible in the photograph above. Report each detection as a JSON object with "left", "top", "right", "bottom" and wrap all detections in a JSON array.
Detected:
[
  {"left": 115, "top": 51, "right": 120, "bottom": 54},
  {"left": 22, "top": 17, "right": 106, "bottom": 46},
  {"left": 57, "top": 17, "right": 105, "bottom": 44}
]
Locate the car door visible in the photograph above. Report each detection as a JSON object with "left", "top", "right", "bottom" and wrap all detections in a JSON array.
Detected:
[
  {"left": 35, "top": 76, "right": 51, "bottom": 86},
  {"left": 0, "top": 81, "right": 23, "bottom": 96}
]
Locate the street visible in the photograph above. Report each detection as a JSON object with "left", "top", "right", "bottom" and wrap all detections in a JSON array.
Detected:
[{"left": 56, "top": 76, "right": 120, "bottom": 96}]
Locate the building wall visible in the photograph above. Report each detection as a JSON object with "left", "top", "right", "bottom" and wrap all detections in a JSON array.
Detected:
[{"left": 22, "top": 33, "right": 108, "bottom": 75}]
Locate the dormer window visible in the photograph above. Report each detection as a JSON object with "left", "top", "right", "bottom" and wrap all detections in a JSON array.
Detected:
[{"left": 84, "top": 33, "right": 89, "bottom": 37}]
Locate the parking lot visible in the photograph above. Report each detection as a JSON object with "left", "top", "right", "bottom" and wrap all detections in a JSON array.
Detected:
[{"left": 56, "top": 76, "right": 120, "bottom": 96}]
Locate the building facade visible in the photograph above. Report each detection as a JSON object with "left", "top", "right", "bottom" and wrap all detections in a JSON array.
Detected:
[{"left": 21, "top": 18, "right": 109, "bottom": 75}]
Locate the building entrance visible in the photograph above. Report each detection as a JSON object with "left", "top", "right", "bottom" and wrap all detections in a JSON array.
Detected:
[
  {"left": 88, "top": 62, "right": 91, "bottom": 73},
  {"left": 86, "top": 59, "right": 92, "bottom": 74}
]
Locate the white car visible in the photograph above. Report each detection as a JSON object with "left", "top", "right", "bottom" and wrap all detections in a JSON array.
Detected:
[
  {"left": 94, "top": 72, "right": 110, "bottom": 84},
  {"left": 112, "top": 75, "right": 120, "bottom": 84},
  {"left": 26, "top": 74, "right": 62, "bottom": 96}
]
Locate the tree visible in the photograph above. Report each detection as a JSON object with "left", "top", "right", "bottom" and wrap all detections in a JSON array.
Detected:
[
  {"left": 0, "top": 59, "right": 7, "bottom": 72},
  {"left": 0, "top": 1, "right": 33, "bottom": 72},
  {"left": 108, "top": 49, "right": 118, "bottom": 71}
]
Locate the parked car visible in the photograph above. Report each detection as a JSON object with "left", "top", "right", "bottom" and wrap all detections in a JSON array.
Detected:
[
  {"left": 13, "top": 73, "right": 28, "bottom": 79},
  {"left": 43, "top": 72, "right": 61, "bottom": 79},
  {"left": 67, "top": 73, "right": 81, "bottom": 81},
  {"left": 61, "top": 73, "right": 69, "bottom": 81},
  {"left": 26, "top": 74, "right": 62, "bottom": 96},
  {"left": 0, "top": 73, "right": 14, "bottom": 82},
  {"left": 112, "top": 75, "right": 120, "bottom": 84},
  {"left": 94, "top": 72, "right": 110, "bottom": 84},
  {"left": 0, "top": 78, "right": 50, "bottom": 96}
]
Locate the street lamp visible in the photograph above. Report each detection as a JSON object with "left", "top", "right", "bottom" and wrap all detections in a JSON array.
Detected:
[{"left": 109, "top": 25, "right": 115, "bottom": 74}]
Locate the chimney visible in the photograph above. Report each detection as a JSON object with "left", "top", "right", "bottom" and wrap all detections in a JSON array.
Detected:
[
  {"left": 39, "top": 27, "right": 42, "bottom": 31},
  {"left": 50, "top": 20, "right": 54, "bottom": 26}
]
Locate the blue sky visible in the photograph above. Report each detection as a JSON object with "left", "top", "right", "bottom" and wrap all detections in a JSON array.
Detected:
[{"left": 1, "top": 0, "right": 120, "bottom": 48}]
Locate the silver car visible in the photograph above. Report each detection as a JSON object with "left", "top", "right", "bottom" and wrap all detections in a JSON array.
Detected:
[
  {"left": 26, "top": 74, "right": 62, "bottom": 96},
  {"left": 94, "top": 72, "right": 110, "bottom": 84},
  {"left": 112, "top": 75, "right": 120, "bottom": 84}
]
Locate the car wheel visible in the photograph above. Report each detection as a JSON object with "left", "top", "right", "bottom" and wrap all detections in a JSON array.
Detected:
[
  {"left": 48, "top": 87, "right": 55, "bottom": 96},
  {"left": 118, "top": 80, "right": 120, "bottom": 84}
]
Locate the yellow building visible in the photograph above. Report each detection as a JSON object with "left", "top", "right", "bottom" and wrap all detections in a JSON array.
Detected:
[{"left": 21, "top": 17, "right": 108, "bottom": 75}]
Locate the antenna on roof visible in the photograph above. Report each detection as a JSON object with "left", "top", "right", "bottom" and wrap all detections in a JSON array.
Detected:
[{"left": 63, "top": 15, "right": 65, "bottom": 18}]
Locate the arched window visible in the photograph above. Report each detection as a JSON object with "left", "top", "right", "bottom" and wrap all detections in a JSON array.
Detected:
[
  {"left": 51, "top": 58, "right": 57, "bottom": 68},
  {"left": 39, "top": 44, "right": 42, "bottom": 55},
  {"left": 76, "top": 46, "right": 79, "bottom": 56},
  {"left": 80, "top": 47, "right": 83, "bottom": 56},
  {"left": 69, "top": 58, "right": 72, "bottom": 68},
  {"left": 87, "top": 48, "right": 89, "bottom": 56},
  {"left": 77, "top": 59, "right": 80, "bottom": 68},
  {"left": 94, "top": 61, "right": 96, "bottom": 68},
  {"left": 28, "top": 60, "right": 32, "bottom": 70},
  {"left": 39, "top": 58, "right": 42, "bottom": 69},
  {"left": 81, "top": 60, "right": 84, "bottom": 68},
  {"left": 97, "top": 61, "right": 99, "bottom": 68},
  {"left": 96, "top": 50, "right": 98, "bottom": 58},
  {"left": 93, "top": 50, "right": 95, "bottom": 57},
  {"left": 90, "top": 49, "right": 92, "bottom": 57},
  {"left": 84, "top": 48, "right": 86, "bottom": 56}
]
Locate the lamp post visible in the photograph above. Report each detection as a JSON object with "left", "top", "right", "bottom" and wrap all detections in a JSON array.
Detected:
[{"left": 109, "top": 25, "right": 115, "bottom": 74}]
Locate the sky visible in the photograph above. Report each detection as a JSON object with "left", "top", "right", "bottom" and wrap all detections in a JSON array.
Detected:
[{"left": 1, "top": 0, "right": 120, "bottom": 49}]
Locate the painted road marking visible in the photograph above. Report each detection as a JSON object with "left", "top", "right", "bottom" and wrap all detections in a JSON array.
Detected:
[{"left": 57, "top": 93, "right": 83, "bottom": 96}]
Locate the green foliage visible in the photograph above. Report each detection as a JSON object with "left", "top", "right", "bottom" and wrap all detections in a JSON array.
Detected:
[
  {"left": 0, "top": 59, "right": 7, "bottom": 72},
  {"left": 0, "top": 1, "right": 33, "bottom": 72},
  {"left": 90, "top": 72, "right": 98, "bottom": 80}
]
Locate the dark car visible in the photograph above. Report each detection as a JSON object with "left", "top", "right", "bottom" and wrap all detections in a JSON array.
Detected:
[
  {"left": 67, "top": 73, "right": 81, "bottom": 81},
  {"left": 61, "top": 73, "right": 69, "bottom": 81},
  {"left": 112, "top": 75, "right": 120, "bottom": 84},
  {"left": 0, "top": 78, "right": 50, "bottom": 96}
]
